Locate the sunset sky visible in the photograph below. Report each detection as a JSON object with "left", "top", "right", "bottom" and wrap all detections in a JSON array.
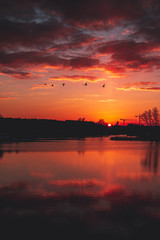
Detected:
[{"left": 0, "top": 0, "right": 160, "bottom": 124}]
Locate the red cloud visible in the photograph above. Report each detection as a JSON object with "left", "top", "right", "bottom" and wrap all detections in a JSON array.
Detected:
[
  {"left": 49, "top": 75, "right": 102, "bottom": 82},
  {"left": 118, "top": 81, "right": 160, "bottom": 91},
  {"left": 118, "top": 87, "right": 160, "bottom": 92},
  {"left": 70, "top": 57, "right": 99, "bottom": 69},
  {"left": 97, "top": 40, "right": 160, "bottom": 72},
  {"left": 0, "top": 68, "right": 34, "bottom": 79}
]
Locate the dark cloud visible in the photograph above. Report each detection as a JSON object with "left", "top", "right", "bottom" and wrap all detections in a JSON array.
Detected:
[
  {"left": 47, "top": 31, "right": 97, "bottom": 53},
  {"left": 0, "top": 0, "right": 160, "bottom": 76},
  {"left": 68, "top": 31, "right": 97, "bottom": 48},
  {"left": 70, "top": 57, "right": 99, "bottom": 69},
  {"left": 98, "top": 40, "right": 152, "bottom": 55},
  {"left": 132, "top": 2, "right": 160, "bottom": 42},
  {"left": 0, "top": 50, "right": 99, "bottom": 78},
  {"left": 40, "top": 0, "right": 149, "bottom": 26},
  {"left": 0, "top": 50, "right": 68, "bottom": 67},
  {"left": 0, "top": 68, "right": 33, "bottom": 79},
  {"left": 97, "top": 40, "right": 160, "bottom": 72},
  {"left": 0, "top": 17, "right": 73, "bottom": 50}
]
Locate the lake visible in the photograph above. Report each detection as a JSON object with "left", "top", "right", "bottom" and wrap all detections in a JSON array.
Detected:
[{"left": 0, "top": 137, "right": 160, "bottom": 239}]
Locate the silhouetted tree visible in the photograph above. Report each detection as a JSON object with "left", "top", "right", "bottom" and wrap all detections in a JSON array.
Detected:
[
  {"left": 141, "top": 107, "right": 159, "bottom": 126},
  {"left": 0, "top": 113, "right": 3, "bottom": 118},
  {"left": 97, "top": 119, "right": 107, "bottom": 126},
  {"left": 152, "top": 107, "right": 159, "bottom": 126},
  {"left": 78, "top": 117, "right": 85, "bottom": 121}
]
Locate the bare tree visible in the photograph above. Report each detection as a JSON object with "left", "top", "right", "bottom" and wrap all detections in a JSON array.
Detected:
[
  {"left": 78, "top": 117, "right": 85, "bottom": 122},
  {"left": 148, "top": 109, "right": 153, "bottom": 126},
  {"left": 152, "top": 107, "right": 159, "bottom": 126},
  {"left": 97, "top": 119, "right": 107, "bottom": 126},
  {"left": 141, "top": 110, "right": 150, "bottom": 126},
  {"left": 141, "top": 107, "right": 159, "bottom": 126}
]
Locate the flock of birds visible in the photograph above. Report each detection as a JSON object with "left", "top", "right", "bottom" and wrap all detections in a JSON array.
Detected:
[{"left": 44, "top": 83, "right": 106, "bottom": 87}]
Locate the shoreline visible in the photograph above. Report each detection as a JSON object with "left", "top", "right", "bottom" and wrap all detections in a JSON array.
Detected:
[{"left": 0, "top": 135, "right": 160, "bottom": 143}]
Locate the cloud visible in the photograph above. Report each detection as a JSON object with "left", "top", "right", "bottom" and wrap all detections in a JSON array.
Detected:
[
  {"left": 67, "top": 31, "right": 97, "bottom": 48},
  {"left": 0, "top": 16, "right": 73, "bottom": 50},
  {"left": 39, "top": 0, "right": 150, "bottom": 28},
  {"left": 0, "top": 51, "right": 99, "bottom": 72},
  {"left": 98, "top": 99, "right": 117, "bottom": 102},
  {"left": 30, "top": 83, "right": 55, "bottom": 90},
  {"left": 0, "top": 0, "right": 160, "bottom": 78},
  {"left": 97, "top": 39, "right": 160, "bottom": 72},
  {"left": 97, "top": 40, "right": 151, "bottom": 55},
  {"left": 0, "top": 50, "right": 68, "bottom": 67},
  {"left": 49, "top": 75, "right": 103, "bottom": 82},
  {"left": 128, "top": 81, "right": 160, "bottom": 86},
  {"left": 0, "top": 68, "right": 34, "bottom": 79},
  {"left": 118, "top": 87, "right": 160, "bottom": 92},
  {"left": 117, "top": 81, "right": 160, "bottom": 91},
  {"left": 0, "top": 97, "right": 17, "bottom": 100},
  {"left": 64, "top": 98, "right": 85, "bottom": 101},
  {"left": 69, "top": 57, "right": 99, "bottom": 69}
]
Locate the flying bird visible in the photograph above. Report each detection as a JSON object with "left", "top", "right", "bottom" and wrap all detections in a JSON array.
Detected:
[
  {"left": 51, "top": 84, "right": 54, "bottom": 87},
  {"left": 44, "top": 83, "right": 47, "bottom": 85},
  {"left": 84, "top": 82, "right": 87, "bottom": 86},
  {"left": 62, "top": 83, "right": 65, "bottom": 86},
  {"left": 102, "top": 84, "right": 105, "bottom": 88}
]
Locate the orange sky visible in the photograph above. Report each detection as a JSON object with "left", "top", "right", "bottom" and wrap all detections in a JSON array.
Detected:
[{"left": 1, "top": 0, "right": 160, "bottom": 124}]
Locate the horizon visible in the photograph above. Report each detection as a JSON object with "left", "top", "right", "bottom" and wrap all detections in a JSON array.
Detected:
[{"left": 1, "top": 116, "right": 159, "bottom": 127}]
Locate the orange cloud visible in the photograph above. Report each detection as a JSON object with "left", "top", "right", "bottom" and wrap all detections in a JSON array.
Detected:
[
  {"left": 117, "top": 87, "right": 160, "bottom": 92},
  {"left": 30, "top": 83, "right": 56, "bottom": 90},
  {"left": 49, "top": 75, "right": 104, "bottom": 82},
  {"left": 117, "top": 81, "right": 160, "bottom": 92},
  {"left": 98, "top": 99, "right": 117, "bottom": 102},
  {"left": 0, "top": 97, "right": 17, "bottom": 100}
]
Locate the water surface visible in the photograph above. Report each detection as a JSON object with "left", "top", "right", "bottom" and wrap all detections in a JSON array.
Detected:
[{"left": 0, "top": 138, "right": 160, "bottom": 239}]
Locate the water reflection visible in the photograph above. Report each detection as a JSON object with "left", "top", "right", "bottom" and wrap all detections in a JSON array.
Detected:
[
  {"left": 141, "top": 142, "right": 159, "bottom": 174},
  {"left": 0, "top": 139, "right": 160, "bottom": 239}
]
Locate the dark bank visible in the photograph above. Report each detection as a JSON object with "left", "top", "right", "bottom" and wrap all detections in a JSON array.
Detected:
[{"left": 1, "top": 118, "right": 160, "bottom": 141}]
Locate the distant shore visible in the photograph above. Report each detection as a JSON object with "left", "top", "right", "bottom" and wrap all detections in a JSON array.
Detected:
[
  {"left": 110, "top": 135, "right": 160, "bottom": 142},
  {"left": 0, "top": 118, "right": 160, "bottom": 142}
]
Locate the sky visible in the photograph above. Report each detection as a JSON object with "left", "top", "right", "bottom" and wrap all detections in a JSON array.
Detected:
[{"left": 0, "top": 0, "right": 160, "bottom": 124}]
